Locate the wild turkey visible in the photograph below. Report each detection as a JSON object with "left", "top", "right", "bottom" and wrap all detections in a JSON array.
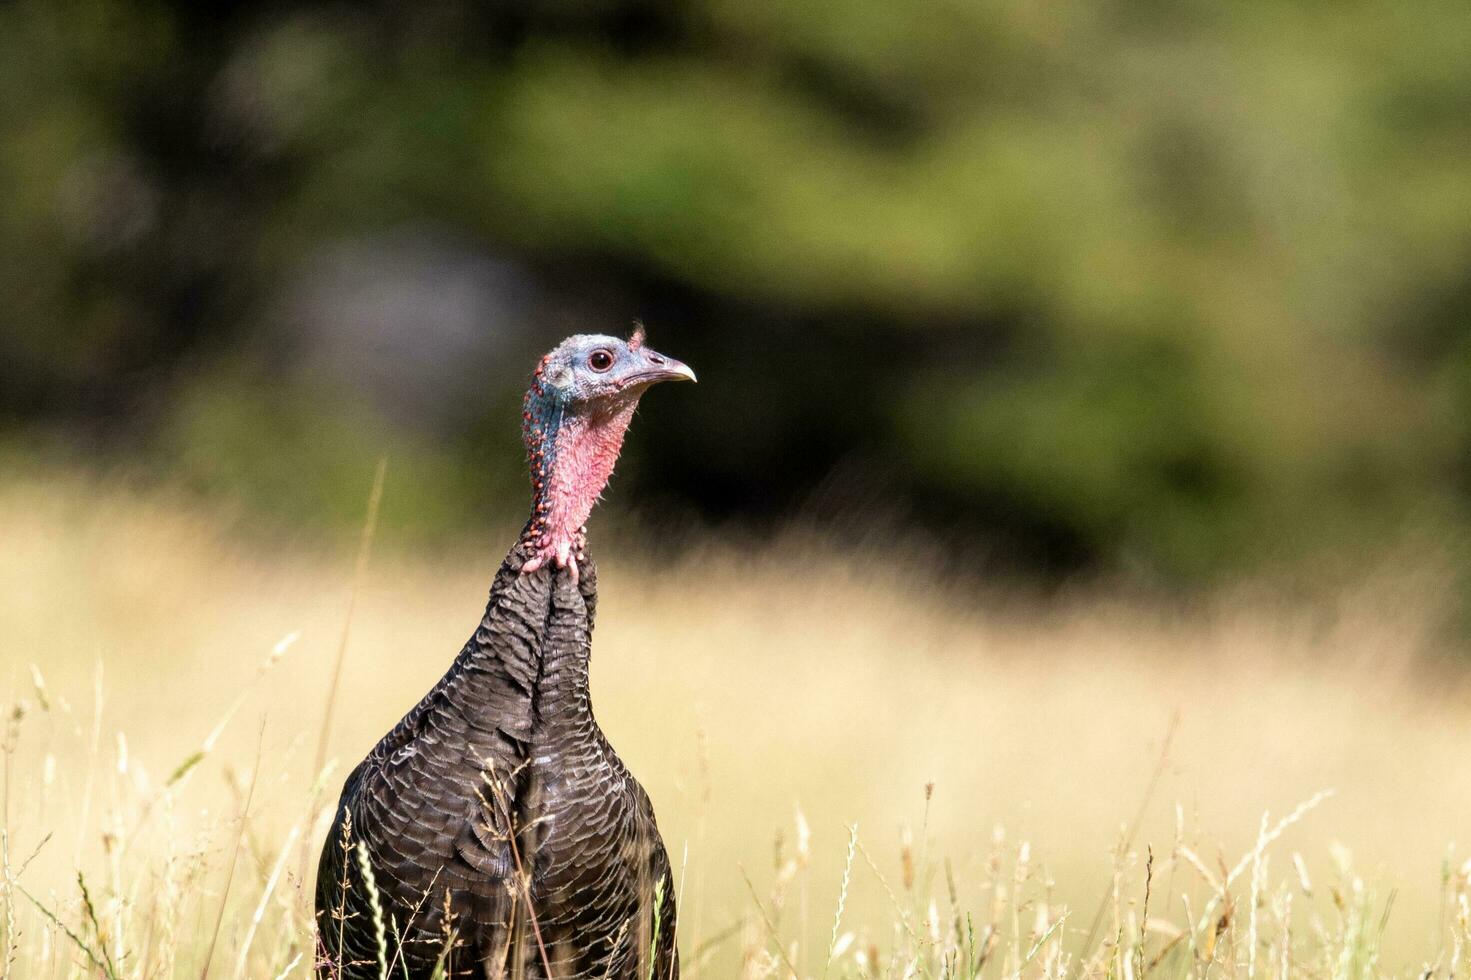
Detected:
[{"left": 316, "top": 328, "right": 694, "bottom": 979}]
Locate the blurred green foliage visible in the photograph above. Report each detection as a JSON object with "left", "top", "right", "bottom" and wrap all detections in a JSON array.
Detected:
[{"left": 2, "top": 0, "right": 1469, "bottom": 580}]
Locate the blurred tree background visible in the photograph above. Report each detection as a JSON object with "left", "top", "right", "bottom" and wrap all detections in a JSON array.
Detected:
[{"left": 2, "top": 0, "right": 1469, "bottom": 584}]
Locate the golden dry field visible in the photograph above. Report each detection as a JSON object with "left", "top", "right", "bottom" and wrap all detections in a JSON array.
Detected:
[{"left": 2, "top": 473, "right": 1470, "bottom": 978}]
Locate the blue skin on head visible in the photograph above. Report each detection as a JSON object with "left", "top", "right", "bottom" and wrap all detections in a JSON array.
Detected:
[{"left": 523, "top": 332, "right": 695, "bottom": 458}]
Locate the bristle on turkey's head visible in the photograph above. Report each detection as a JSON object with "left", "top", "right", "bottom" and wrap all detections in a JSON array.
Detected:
[{"left": 519, "top": 329, "right": 694, "bottom": 579}]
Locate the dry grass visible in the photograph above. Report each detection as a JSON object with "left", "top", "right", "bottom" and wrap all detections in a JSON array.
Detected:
[{"left": 2, "top": 473, "right": 1470, "bottom": 978}]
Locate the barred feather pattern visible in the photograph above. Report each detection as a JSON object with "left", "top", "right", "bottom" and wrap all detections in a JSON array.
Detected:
[{"left": 316, "top": 537, "right": 678, "bottom": 979}]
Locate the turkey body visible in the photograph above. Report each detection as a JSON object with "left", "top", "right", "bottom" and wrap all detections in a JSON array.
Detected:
[{"left": 316, "top": 541, "right": 678, "bottom": 979}]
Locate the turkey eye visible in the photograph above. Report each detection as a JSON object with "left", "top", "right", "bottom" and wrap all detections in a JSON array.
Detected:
[{"left": 588, "top": 349, "right": 614, "bottom": 372}]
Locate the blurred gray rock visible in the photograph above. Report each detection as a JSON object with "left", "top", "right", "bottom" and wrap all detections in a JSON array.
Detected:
[{"left": 282, "top": 230, "right": 537, "bottom": 434}]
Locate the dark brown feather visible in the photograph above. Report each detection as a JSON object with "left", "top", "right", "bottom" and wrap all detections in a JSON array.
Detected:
[{"left": 315, "top": 539, "right": 678, "bottom": 979}]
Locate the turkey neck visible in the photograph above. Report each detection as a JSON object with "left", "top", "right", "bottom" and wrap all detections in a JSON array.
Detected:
[
  {"left": 522, "top": 373, "right": 643, "bottom": 567},
  {"left": 486, "top": 375, "right": 641, "bottom": 732},
  {"left": 426, "top": 551, "right": 599, "bottom": 761},
  {"left": 529, "top": 567, "right": 599, "bottom": 729}
]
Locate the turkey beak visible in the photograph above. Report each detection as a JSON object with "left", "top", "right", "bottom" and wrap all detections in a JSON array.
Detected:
[
  {"left": 624, "top": 350, "right": 697, "bottom": 387},
  {"left": 655, "top": 357, "right": 698, "bottom": 384}
]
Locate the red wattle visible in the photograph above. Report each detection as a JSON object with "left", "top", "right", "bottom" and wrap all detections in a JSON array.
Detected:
[{"left": 524, "top": 397, "right": 640, "bottom": 576}]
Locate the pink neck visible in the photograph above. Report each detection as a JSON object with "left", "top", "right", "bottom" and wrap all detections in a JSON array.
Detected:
[{"left": 524, "top": 397, "right": 640, "bottom": 572}]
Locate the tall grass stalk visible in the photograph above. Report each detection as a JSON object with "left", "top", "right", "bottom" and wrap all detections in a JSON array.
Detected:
[
  {"left": 354, "top": 841, "right": 390, "bottom": 980},
  {"left": 821, "top": 824, "right": 857, "bottom": 979},
  {"left": 313, "top": 456, "right": 388, "bottom": 787}
]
